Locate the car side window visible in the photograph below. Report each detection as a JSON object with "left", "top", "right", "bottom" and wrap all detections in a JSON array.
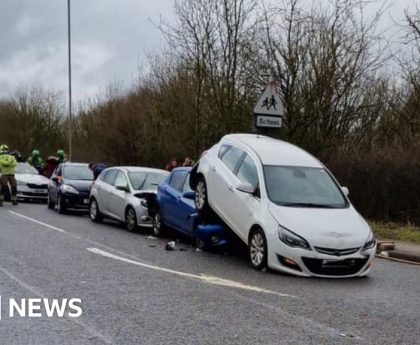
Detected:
[
  {"left": 218, "top": 144, "right": 231, "bottom": 159},
  {"left": 103, "top": 169, "right": 117, "bottom": 185},
  {"left": 169, "top": 171, "right": 186, "bottom": 192},
  {"left": 182, "top": 174, "right": 192, "bottom": 193},
  {"left": 237, "top": 154, "right": 259, "bottom": 189},
  {"left": 221, "top": 146, "right": 245, "bottom": 173},
  {"left": 114, "top": 171, "right": 128, "bottom": 187}
]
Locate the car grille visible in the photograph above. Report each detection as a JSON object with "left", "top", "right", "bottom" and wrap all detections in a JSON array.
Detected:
[
  {"left": 27, "top": 183, "right": 48, "bottom": 189},
  {"left": 314, "top": 246, "right": 360, "bottom": 256},
  {"left": 20, "top": 191, "right": 47, "bottom": 196},
  {"left": 302, "top": 257, "right": 368, "bottom": 276}
]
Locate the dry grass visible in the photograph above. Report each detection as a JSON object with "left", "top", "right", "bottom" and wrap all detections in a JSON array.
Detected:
[{"left": 370, "top": 222, "right": 420, "bottom": 244}]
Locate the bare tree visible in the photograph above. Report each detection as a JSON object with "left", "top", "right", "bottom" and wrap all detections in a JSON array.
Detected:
[
  {"left": 259, "top": 0, "right": 387, "bottom": 155},
  {"left": 159, "top": 0, "right": 261, "bottom": 151},
  {"left": 0, "top": 87, "right": 65, "bottom": 156}
]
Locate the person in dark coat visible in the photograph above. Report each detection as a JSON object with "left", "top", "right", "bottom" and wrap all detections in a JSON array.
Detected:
[
  {"left": 41, "top": 156, "right": 59, "bottom": 178},
  {"left": 165, "top": 158, "right": 178, "bottom": 172},
  {"left": 89, "top": 162, "right": 107, "bottom": 180}
]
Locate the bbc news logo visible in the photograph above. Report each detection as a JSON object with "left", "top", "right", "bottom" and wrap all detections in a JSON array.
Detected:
[{"left": 0, "top": 297, "right": 82, "bottom": 319}]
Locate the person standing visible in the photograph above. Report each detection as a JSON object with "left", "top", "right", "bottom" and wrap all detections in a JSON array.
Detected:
[
  {"left": 0, "top": 144, "right": 18, "bottom": 206},
  {"left": 182, "top": 157, "right": 194, "bottom": 167},
  {"left": 27, "top": 149, "right": 44, "bottom": 173},
  {"left": 88, "top": 162, "right": 107, "bottom": 180},
  {"left": 165, "top": 158, "right": 178, "bottom": 172},
  {"left": 41, "top": 156, "right": 59, "bottom": 178},
  {"left": 56, "top": 149, "right": 66, "bottom": 164}
]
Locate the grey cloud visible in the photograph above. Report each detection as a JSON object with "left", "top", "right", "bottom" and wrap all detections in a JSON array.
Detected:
[
  {"left": 0, "top": 0, "right": 173, "bottom": 101},
  {"left": 0, "top": 0, "right": 416, "bottom": 102}
]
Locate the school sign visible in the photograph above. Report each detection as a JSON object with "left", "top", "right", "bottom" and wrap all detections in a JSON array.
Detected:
[{"left": 253, "top": 81, "right": 284, "bottom": 129}]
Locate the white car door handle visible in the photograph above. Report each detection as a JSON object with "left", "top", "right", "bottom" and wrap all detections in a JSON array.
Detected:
[
  {"left": 211, "top": 166, "right": 216, "bottom": 172},
  {"left": 228, "top": 185, "right": 234, "bottom": 192}
]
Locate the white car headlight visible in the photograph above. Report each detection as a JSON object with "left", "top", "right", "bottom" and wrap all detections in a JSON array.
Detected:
[
  {"left": 362, "top": 231, "right": 376, "bottom": 251},
  {"left": 278, "top": 225, "right": 311, "bottom": 250},
  {"left": 16, "top": 179, "right": 25, "bottom": 186},
  {"left": 61, "top": 184, "right": 79, "bottom": 195}
]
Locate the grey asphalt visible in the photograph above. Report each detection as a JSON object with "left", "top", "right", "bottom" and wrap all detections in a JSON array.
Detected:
[{"left": 0, "top": 203, "right": 419, "bottom": 345}]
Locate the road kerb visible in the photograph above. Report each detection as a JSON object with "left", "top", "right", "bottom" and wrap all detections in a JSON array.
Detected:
[{"left": 375, "top": 253, "right": 420, "bottom": 266}]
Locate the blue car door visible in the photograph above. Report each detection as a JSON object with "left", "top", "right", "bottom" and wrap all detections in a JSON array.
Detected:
[
  {"left": 174, "top": 174, "right": 196, "bottom": 234},
  {"left": 162, "top": 170, "right": 187, "bottom": 228},
  {"left": 158, "top": 176, "right": 172, "bottom": 225}
]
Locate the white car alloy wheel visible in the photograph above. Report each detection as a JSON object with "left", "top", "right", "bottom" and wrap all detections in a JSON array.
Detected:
[
  {"left": 125, "top": 207, "right": 137, "bottom": 232},
  {"left": 249, "top": 229, "right": 268, "bottom": 270},
  {"left": 195, "top": 178, "right": 207, "bottom": 212}
]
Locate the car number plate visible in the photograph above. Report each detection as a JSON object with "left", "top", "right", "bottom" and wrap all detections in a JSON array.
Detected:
[
  {"left": 83, "top": 199, "right": 89, "bottom": 204},
  {"left": 322, "top": 259, "right": 355, "bottom": 267},
  {"left": 35, "top": 189, "right": 47, "bottom": 194}
]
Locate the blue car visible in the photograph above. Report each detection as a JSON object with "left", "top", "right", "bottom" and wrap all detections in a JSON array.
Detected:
[{"left": 154, "top": 167, "right": 227, "bottom": 249}]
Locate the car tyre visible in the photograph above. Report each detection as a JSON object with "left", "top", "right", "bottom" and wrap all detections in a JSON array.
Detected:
[
  {"left": 248, "top": 228, "right": 268, "bottom": 270},
  {"left": 196, "top": 238, "right": 209, "bottom": 251},
  {"left": 195, "top": 175, "right": 210, "bottom": 215},
  {"left": 57, "top": 194, "right": 66, "bottom": 214},
  {"left": 152, "top": 209, "right": 165, "bottom": 237},
  {"left": 125, "top": 206, "right": 138, "bottom": 232},
  {"left": 90, "top": 198, "right": 103, "bottom": 223},
  {"left": 47, "top": 192, "right": 55, "bottom": 210}
]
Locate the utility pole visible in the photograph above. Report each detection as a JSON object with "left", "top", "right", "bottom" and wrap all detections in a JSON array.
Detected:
[{"left": 67, "top": 0, "right": 73, "bottom": 161}]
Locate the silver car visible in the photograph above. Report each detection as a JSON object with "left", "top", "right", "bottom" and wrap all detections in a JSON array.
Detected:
[
  {"left": 15, "top": 163, "right": 50, "bottom": 201},
  {"left": 89, "top": 166, "right": 169, "bottom": 231}
]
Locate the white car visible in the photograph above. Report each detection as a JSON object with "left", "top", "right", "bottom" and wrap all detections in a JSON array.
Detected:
[
  {"left": 15, "top": 163, "right": 50, "bottom": 201},
  {"left": 190, "top": 134, "right": 376, "bottom": 277},
  {"left": 89, "top": 167, "right": 169, "bottom": 231}
]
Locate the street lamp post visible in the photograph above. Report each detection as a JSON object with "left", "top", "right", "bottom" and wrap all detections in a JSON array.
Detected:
[{"left": 67, "top": 0, "right": 72, "bottom": 161}]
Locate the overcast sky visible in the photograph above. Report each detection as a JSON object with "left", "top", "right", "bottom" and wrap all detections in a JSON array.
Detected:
[{"left": 0, "top": 0, "right": 417, "bottom": 103}]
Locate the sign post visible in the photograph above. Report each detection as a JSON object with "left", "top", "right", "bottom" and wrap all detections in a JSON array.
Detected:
[{"left": 253, "top": 81, "right": 284, "bottom": 133}]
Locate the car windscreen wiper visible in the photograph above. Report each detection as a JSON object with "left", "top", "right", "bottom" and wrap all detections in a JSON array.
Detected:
[{"left": 280, "top": 202, "right": 341, "bottom": 208}]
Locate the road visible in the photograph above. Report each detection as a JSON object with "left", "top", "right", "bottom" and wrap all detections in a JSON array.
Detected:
[{"left": 0, "top": 203, "right": 419, "bottom": 345}]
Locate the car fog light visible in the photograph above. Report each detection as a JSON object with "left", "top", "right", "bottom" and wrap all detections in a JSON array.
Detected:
[
  {"left": 283, "top": 257, "right": 297, "bottom": 266},
  {"left": 210, "top": 235, "right": 220, "bottom": 243},
  {"left": 277, "top": 255, "right": 302, "bottom": 271}
]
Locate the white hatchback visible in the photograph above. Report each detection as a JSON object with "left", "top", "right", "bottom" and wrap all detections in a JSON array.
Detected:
[
  {"left": 89, "top": 167, "right": 168, "bottom": 231},
  {"left": 190, "top": 134, "right": 376, "bottom": 277}
]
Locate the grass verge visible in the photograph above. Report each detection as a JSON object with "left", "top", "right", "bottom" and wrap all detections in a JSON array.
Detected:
[{"left": 370, "top": 221, "right": 420, "bottom": 245}]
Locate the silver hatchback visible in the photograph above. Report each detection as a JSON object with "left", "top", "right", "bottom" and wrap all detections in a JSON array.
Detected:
[{"left": 89, "top": 167, "right": 168, "bottom": 231}]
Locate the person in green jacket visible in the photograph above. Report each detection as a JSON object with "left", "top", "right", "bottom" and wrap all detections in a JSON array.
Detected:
[
  {"left": 0, "top": 144, "right": 18, "bottom": 206},
  {"left": 56, "top": 149, "right": 66, "bottom": 164},
  {"left": 27, "top": 149, "right": 44, "bottom": 173}
]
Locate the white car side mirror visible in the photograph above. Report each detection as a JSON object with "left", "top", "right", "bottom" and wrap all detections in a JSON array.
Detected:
[
  {"left": 341, "top": 186, "right": 349, "bottom": 196},
  {"left": 236, "top": 183, "right": 255, "bottom": 194}
]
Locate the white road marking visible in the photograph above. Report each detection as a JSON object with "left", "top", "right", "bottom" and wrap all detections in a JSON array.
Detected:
[
  {"left": 0, "top": 265, "right": 113, "bottom": 344},
  {"left": 8, "top": 211, "right": 66, "bottom": 233},
  {"left": 87, "top": 247, "right": 297, "bottom": 298},
  {"left": 8, "top": 210, "right": 297, "bottom": 298}
]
